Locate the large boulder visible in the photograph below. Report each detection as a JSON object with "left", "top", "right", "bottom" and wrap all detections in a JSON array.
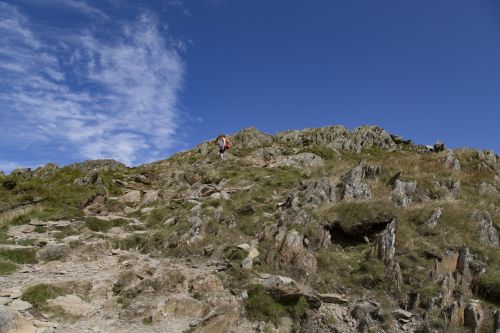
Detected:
[
  {"left": 257, "top": 274, "right": 321, "bottom": 309},
  {"left": 267, "top": 229, "right": 317, "bottom": 282},
  {"left": 340, "top": 163, "right": 379, "bottom": 200},
  {"left": 0, "top": 305, "right": 35, "bottom": 333},
  {"left": 118, "top": 190, "right": 142, "bottom": 204},
  {"left": 47, "top": 295, "right": 95, "bottom": 317},
  {"left": 391, "top": 180, "right": 417, "bottom": 208},
  {"left": 36, "top": 244, "right": 71, "bottom": 262}
]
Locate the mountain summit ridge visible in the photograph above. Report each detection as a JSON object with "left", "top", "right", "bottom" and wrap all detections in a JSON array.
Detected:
[{"left": 0, "top": 124, "right": 499, "bottom": 332}]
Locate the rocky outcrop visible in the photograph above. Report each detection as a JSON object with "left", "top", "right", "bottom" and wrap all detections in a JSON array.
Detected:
[
  {"left": 373, "top": 219, "right": 403, "bottom": 293},
  {"left": 68, "top": 159, "right": 126, "bottom": 173},
  {"left": 474, "top": 150, "right": 500, "bottom": 172},
  {"left": 340, "top": 163, "right": 379, "bottom": 201},
  {"left": 472, "top": 210, "right": 498, "bottom": 247},
  {"left": 479, "top": 182, "right": 498, "bottom": 195},
  {"left": 271, "top": 153, "right": 324, "bottom": 169},
  {"left": 464, "top": 301, "right": 483, "bottom": 333},
  {"left": 257, "top": 274, "right": 321, "bottom": 309},
  {"left": 9, "top": 168, "right": 33, "bottom": 179},
  {"left": 34, "top": 163, "right": 59, "bottom": 178},
  {"left": 267, "top": 229, "right": 317, "bottom": 282},
  {"left": 276, "top": 125, "right": 397, "bottom": 152},
  {"left": 232, "top": 127, "right": 274, "bottom": 148},
  {"left": 424, "top": 207, "right": 442, "bottom": 228},
  {"left": 444, "top": 151, "right": 461, "bottom": 171},
  {"left": 391, "top": 180, "right": 417, "bottom": 208},
  {"left": 303, "top": 177, "right": 336, "bottom": 205}
]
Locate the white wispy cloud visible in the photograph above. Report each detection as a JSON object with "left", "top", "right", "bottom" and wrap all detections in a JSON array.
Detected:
[{"left": 0, "top": 2, "right": 185, "bottom": 166}]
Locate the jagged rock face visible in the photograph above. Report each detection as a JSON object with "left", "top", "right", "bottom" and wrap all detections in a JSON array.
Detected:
[
  {"left": 267, "top": 229, "right": 317, "bottom": 282},
  {"left": 68, "top": 159, "right": 126, "bottom": 173},
  {"left": 340, "top": 163, "right": 380, "bottom": 200},
  {"left": 34, "top": 163, "right": 59, "bottom": 178},
  {"left": 232, "top": 127, "right": 274, "bottom": 148},
  {"left": 474, "top": 150, "right": 500, "bottom": 171},
  {"left": 391, "top": 180, "right": 417, "bottom": 208},
  {"left": 472, "top": 210, "right": 499, "bottom": 247},
  {"left": 276, "top": 125, "right": 397, "bottom": 152},
  {"left": 9, "top": 168, "right": 33, "bottom": 179},
  {"left": 304, "top": 177, "right": 336, "bottom": 205}
]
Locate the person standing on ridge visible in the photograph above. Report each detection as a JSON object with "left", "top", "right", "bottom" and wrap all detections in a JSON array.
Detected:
[{"left": 216, "top": 134, "right": 231, "bottom": 159}]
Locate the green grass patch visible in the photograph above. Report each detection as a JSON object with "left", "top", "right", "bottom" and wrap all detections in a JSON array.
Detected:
[
  {"left": 21, "top": 284, "right": 68, "bottom": 309},
  {"left": 0, "top": 259, "right": 16, "bottom": 275},
  {"left": 85, "top": 217, "right": 128, "bottom": 232},
  {"left": 0, "top": 247, "right": 37, "bottom": 264},
  {"left": 244, "top": 284, "right": 310, "bottom": 325}
]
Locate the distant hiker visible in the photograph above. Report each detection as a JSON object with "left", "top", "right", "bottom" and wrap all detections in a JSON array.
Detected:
[{"left": 217, "top": 134, "right": 231, "bottom": 159}]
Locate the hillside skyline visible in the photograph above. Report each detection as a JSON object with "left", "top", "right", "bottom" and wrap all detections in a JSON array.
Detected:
[{"left": 1, "top": 0, "right": 499, "bottom": 172}]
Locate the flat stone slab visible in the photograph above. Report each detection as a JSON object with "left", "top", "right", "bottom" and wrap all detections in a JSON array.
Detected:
[
  {"left": 47, "top": 295, "right": 95, "bottom": 317},
  {"left": 7, "top": 224, "right": 36, "bottom": 237},
  {"left": 10, "top": 299, "right": 33, "bottom": 311},
  {"left": 316, "top": 293, "right": 349, "bottom": 305}
]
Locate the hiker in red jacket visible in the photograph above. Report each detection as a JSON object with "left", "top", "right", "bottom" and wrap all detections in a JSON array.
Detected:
[{"left": 216, "top": 134, "right": 231, "bottom": 159}]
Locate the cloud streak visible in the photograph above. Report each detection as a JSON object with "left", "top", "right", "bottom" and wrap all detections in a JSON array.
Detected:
[{"left": 0, "top": 2, "right": 185, "bottom": 166}]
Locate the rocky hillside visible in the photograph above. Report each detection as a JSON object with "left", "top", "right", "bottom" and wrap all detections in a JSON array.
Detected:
[{"left": 0, "top": 125, "right": 499, "bottom": 333}]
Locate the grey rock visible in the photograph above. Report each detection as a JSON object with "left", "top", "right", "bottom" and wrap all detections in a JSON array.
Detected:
[
  {"left": 276, "top": 125, "right": 397, "bottom": 152},
  {"left": 391, "top": 180, "right": 417, "bottom": 208},
  {"left": 267, "top": 229, "right": 317, "bottom": 282},
  {"left": 0, "top": 305, "right": 36, "bottom": 333},
  {"left": 341, "top": 164, "right": 378, "bottom": 200},
  {"left": 257, "top": 274, "right": 321, "bottom": 309},
  {"left": 316, "top": 293, "right": 349, "bottom": 304},
  {"left": 118, "top": 190, "right": 141, "bottom": 204},
  {"left": 444, "top": 151, "right": 461, "bottom": 171},
  {"left": 304, "top": 177, "right": 336, "bottom": 205},
  {"left": 273, "top": 153, "right": 324, "bottom": 169},
  {"left": 472, "top": 210, "right": 498, "bottom": 247},
  {"left": 34, "top": 163, "right": 59, "bottom": 178},
  {"left": 393, "top": 309, "right": 412, "bottom": 321},
  {"left": 9, "top": 299, "right": 32, "bottom": 311},
  {"left": 74, "top": 170, "right": 102, "bottom": 186},
  {"left": 232, "top": 127, "right": 274, "bottom": 148},
  {"left": 424, "top": 207, "right": 442, "bottom": 228},
  {"left": 68, "top": 159, "right": 126, "bottom": 173},
  {"left": 9, "top": 168, "right": 33, "bottom": 179},
  {"left": 187, "top": 216, "right": 203, "bottom": 228},
  {"left": 36, "top": 243, "right": 71, "bottom": 262},
  {"left": 479, "top": 182, "right": 498, "bottom": 195},
  {"left": 141, "top": 190, "right": 159, "bottom": 205}
]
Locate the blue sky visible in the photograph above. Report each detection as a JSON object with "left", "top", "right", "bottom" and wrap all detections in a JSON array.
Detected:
[{"left": 1, "top": 0, "right": 499, "bottom": 172}]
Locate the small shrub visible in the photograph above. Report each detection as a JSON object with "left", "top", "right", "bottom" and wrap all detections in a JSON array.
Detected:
[
  {"left": 22, "top": 284, "right": 68, "bottom": 308},
  {"left": 245, "top": 284, "right": 286, "bottom": 325}
]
